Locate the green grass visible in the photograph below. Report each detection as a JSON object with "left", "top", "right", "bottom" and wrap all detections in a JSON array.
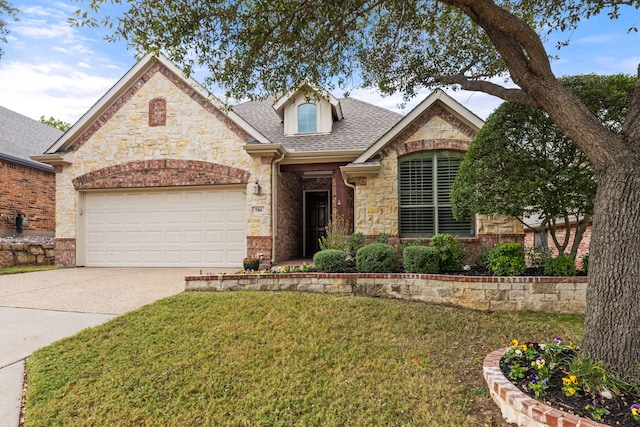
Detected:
[
  {"left": 25, "top": 292, "right": 584, "bottom": 426},
  {"left": 0, "top": 264, "right": 57, "bottom": 275}
]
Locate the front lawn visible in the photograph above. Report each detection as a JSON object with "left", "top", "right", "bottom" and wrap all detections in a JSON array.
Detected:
[{"left": 25, "top": 292, "right": 583, "bottom": 426}]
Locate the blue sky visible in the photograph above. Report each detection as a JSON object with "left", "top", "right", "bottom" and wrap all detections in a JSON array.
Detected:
[{"left": 0, "top": 0, "right": 638, "bottom": 124}]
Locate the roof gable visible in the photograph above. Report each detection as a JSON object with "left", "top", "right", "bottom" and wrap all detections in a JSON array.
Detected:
[
  {"left": 353, "top": 90, "right": 483, "bottom": 164},
  {"left": 273, "top": 80, "right": 343, "bottom": 121},
  {"left": 42, "top": 54, "right": 269, "bottom": 157}
]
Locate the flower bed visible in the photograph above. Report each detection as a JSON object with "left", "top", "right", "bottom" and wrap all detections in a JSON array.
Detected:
[{"left": 484, "top": 339, "right": 640, "bottom": 426}]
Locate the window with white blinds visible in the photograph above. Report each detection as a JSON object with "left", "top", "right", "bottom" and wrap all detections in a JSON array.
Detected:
[{"left": 399, "top": 150, "right": 474, "bottom": 237}]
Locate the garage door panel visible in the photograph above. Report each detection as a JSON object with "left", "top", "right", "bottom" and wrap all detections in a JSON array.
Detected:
[{"left": 83, "top": 188, "right": 247, "bottom": 267}]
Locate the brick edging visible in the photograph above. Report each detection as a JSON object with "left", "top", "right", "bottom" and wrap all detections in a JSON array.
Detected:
[{"left": 483, "top": 348, "right": 609, "bottom": 427}]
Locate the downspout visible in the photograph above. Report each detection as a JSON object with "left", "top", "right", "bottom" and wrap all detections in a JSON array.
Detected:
[
  {"left": 341, "top": 170, "right": 357, "bottom": 233},
  {"left": 271, "top": 150, "right": 286, "bottom": 266}
]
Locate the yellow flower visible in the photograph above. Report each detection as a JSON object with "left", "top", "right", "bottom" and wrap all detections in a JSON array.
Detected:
[
  {"left": 562, "top": 377, "right": 572, "bottom": 386},
  {"left": 570, "top": 375, "right": 578, "bottom": 384},
  {"left": 567, "top": 387, "right": 577, "bottom": 396},
  {"left": 520, "top": 344, "right": 528, "bottom": 351},
  {"left": 511, "top": 339, "right": 519, "bottom": 347},
  {"left": 631, "top": 406, "right": 640, "bottom": 416}
]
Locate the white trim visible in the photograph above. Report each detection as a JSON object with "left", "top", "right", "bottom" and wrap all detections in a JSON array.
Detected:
[
  {"left": 353, "top": 90, "right": 484, "bottom": 164},
  {"left": 45, "top": 54, "right": 270, "bottom": 155}
]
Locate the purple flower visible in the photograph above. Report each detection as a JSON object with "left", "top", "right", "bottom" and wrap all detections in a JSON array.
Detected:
[
  {"left": 530, "top": 375, "right": 537, "bottom": 384},
  {"left": 555, "top": 337, "right": 562, "bottom": 344}
]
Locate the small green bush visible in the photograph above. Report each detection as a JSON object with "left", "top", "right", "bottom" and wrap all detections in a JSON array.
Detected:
[
  {"left": 403, "top": 246, "right": 440, "bottom": 274},
  {"left": 430, "top": 234, "right": 465, "bottom": 273},
  {"left": 313, "top": 249, "right": 347, "bottom": 273},
  {"left": 544, "top": 253, "right": 577, "bottom": 276},
  {"left": 348, "top": 233, "right": 366, "bottom": 259},
  {"left": 356, "top": 243, "right": 399, "bottom": 273},
  {"left": 487, "top": 242, "right": 526, "bottom": 276}
]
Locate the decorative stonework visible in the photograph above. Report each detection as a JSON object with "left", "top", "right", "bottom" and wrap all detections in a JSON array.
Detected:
[
  {"left": 54, "top": 238, "right": 76, "bottom": 266},
  {"left": 149, "top": 97, "right": 167, "bottom": 127},
  {"left": 483, "top": 348, "right": 608, "bottom": 427},
  {"left": 0, "top": 242, "right": 55, "bottom": 267},
  {"left": 72, "top": 160, "right": 251, "bottom": 189},
  {"left": 186, "top": 273, "right": 588, "bottom": 314}
]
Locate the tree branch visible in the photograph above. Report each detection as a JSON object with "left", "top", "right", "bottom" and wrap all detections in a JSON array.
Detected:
[{"left": 438, "top": 73, "right": 538, "bottom": 106}]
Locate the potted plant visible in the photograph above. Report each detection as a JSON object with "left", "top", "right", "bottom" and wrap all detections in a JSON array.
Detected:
[{"left": 243, "top": 257, "right": 260, "bottom": 271}]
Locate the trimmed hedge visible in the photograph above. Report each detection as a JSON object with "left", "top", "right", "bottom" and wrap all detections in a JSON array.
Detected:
[
  {"left": 313, "top": 249, "right": 347, "bottom": 273},
  {"left": 487, "top": 242, "right": 526, "bottom": 276},
  {"left": 356, "top": 243, "right": 399, "bottom": 273},
  {"left": 544, "top": 253, "right": 577, "bottom": 276},
  {"left": 403, "top": 246, "right": 440, "bottom": 274}
]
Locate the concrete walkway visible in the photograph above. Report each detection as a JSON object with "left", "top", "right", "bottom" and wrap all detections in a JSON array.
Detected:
[{"left": 0, "top": 267, "right": 216, "bottom": 427}]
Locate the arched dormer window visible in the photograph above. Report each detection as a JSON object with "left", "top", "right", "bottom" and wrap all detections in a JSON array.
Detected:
[
  {"left": 298, "top": 103, "right": 317, "bottom": 133},
  {"left": 149, "top": 97, "right": 167, "bottom": 127}
]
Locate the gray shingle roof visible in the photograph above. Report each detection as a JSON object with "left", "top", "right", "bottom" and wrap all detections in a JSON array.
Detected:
[
  {"left": 0, "top": 106, "right": 62, "bottom": 170},
  {"left": 233, "top": 97, "right": 403, "bottom": 153}
]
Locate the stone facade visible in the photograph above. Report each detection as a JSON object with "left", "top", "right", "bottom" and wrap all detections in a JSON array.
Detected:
[
  {"left": 0, "top": 159, "right": 55, "bottom": 237},
  {"left": 0, "top": 242, "right": 55, "bottom": 267},
  {"left": 352, "top": 102, "right": 524, "bottom": 253},
  {"left": 185, "top": 273, "right": 588, "bottom": 314},
  {"left": 53, "top": 61, "right": 271, "bottom": 265}
]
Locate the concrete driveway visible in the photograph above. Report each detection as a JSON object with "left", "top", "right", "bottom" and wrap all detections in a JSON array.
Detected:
[{"left": 0, "top": 267, "right": 213, "bottom": 427}]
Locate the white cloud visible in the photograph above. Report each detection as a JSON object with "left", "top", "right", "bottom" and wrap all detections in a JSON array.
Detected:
[{"left": 0, "top": 60, "right": 118, "bottom": 122}]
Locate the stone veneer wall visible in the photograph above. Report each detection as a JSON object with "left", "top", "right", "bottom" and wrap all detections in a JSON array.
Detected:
[
  {"left": 185, "top": 273, "right": 587, "bottom": 314},
  {"left": 0, "top": 242, "right": 55, "bottom": 267}
]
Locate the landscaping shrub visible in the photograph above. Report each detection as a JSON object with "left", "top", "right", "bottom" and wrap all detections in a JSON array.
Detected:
[
  {"left": 430, "top": 233, "right": 465, "bottom": 273},
  {"left": 544, "top": 253, "right": 577, "bottom": 276},
  {"left": 487, "top": 242, "right": 527, "bottom": 276},
  {"left": 356, "top": 243, "right": 398, "bottom": 273},
  {"left": 402, "top": 245, "right": 440, "bottom": 274},
  {"left": 313, "top": 249, "right": 347, "bottom": 273},
  {"left": 347, "top": 233, "right": 366, "bottom": 259}
]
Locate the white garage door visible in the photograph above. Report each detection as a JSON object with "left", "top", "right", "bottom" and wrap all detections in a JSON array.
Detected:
[{"left": 82, "top": 188, "right": 246, "bottom": 267}]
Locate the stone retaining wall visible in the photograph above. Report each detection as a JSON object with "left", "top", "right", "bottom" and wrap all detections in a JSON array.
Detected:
[
  {"left": 185, "top": 273, "right": 588, "bottom": 314},
  {"left": 0, "top": 242, "right": 55, "bottom": 267}
]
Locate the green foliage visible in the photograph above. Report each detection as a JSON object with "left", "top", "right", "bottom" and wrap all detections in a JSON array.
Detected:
[
  {"left": 313, "top": 249, "right": 347, "bottom": 273},
  {"left": 473, "top": 245, "right": 490, "bottom": 269},
  {"left": 430, "top": 234, "right": 465, "bottom": 273},
  {"left": 347, "top": 233, "right": 366, "bottom": 259},
  {"left": 0, "top": 0, "right": 18, "bottom": 60},
  {"left": 452, "top": 75, "right": 635, "bottom": 258},
  {"left": 487, "top": 243, "right": 526, "bottom": 276},
  {"left": 544, "top": 253, "right": 577, "bottom": 277},
  {"left": 40, "top": 115, "right": 72, "bottom": 132},
  {"left": 355, "top": 243, "right": 398, "bottom": 273},
  {"left": 376, "top": 233, "right": 389, "bottom": 244},
  {"left": 402, "top": 245, "right": 440, "bottom": 274}
]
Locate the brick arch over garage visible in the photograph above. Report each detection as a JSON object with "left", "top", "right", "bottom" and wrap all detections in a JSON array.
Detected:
[{"left": 72, "top": 159, "right": 251, "bottom": 190}]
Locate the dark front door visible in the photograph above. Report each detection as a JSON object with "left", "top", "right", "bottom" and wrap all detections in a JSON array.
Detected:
[{"left": 306, "top": 191, "right": 329, "bottom": 256}]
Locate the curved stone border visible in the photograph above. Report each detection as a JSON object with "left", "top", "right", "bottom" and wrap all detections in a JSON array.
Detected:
[{"left": 483, "top": 348, "right": 609, "bottom": 427}]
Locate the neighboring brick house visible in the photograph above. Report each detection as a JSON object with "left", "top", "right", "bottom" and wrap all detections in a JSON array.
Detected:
[
  {"left": 0, "top": 106, "right": 61, "bottom": 237},
  {"left": 35, "top": 54, "right": 523, "bottom": 268}
]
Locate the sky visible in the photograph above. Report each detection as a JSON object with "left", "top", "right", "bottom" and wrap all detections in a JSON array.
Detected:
[{"left": 0, "top": 1, "right": 638, "bottom": 125}]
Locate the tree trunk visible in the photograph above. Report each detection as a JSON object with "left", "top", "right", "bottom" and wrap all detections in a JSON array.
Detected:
[{"left": 582, "top": 161, "right": 640, "bottom": 378}]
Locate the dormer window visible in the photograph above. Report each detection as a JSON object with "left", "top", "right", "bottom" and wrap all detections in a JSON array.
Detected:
[{"left": 298, "top": 103, "right": 317, "bottom": 133}]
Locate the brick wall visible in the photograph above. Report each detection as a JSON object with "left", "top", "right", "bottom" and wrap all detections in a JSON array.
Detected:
[
  {"left": 0, "top": 159, "right": 55, "bottom": 236},
  {"left": 276, "top": 171, "right": 303, "bottom": 262},
  {"left": 524, "top": 224, "right": 591, "bottom": 268}
]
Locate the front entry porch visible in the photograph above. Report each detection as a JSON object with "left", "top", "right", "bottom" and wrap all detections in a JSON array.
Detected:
[{"left": 274, "top": 163, "right": 354, "bottom": 264}]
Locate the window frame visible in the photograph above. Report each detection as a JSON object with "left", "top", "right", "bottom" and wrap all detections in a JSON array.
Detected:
[
  {"left": 398, "top": 150, "right": 474, "bottom": 238},
  {"left": 297, "top": 103, "right": 318, "bottom": 133}
]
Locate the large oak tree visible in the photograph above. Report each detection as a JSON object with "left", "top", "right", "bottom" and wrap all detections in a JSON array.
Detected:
[{"left": 75, "top": 0, "right": 640, "bottom": 377}]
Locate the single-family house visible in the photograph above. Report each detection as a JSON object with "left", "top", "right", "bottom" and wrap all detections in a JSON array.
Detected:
[
  {"left": 0, "top": 105, "right": 60, "bottom": 237},
  {"left": 33, "top": 54, "right": 523, "bottom": 268}
]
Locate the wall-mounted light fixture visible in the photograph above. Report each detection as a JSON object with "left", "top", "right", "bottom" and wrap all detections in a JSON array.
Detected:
[{"left": 252, "top": 181, "right": 260, "bottom": 195}]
